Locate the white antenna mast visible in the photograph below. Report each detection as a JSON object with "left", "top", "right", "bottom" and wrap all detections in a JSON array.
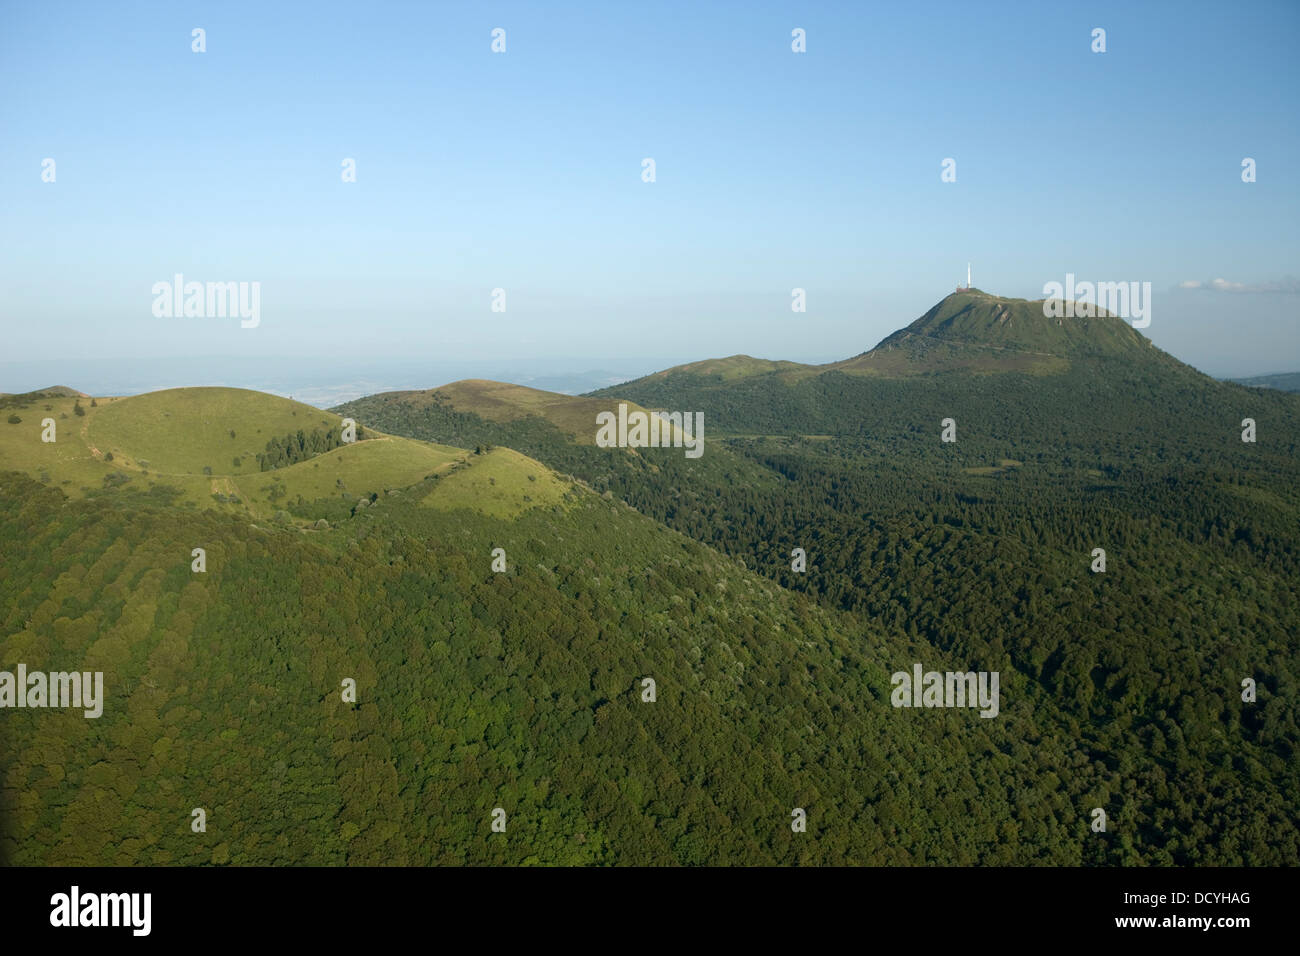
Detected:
[{"left": 967, "top": 263, "right": 971, "bottom": 289}]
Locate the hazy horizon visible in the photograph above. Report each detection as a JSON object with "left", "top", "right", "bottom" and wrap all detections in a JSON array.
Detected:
[
  {"left": 1, "top": 295, "right": 1295, "bottom": 408},
  {"left": 3, "top": 1, "right": 1297, "bottom": 385}
]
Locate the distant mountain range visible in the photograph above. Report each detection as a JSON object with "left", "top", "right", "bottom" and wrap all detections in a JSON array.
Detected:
[
  {"left": 0, "top": 385, "right": 89, "bottom": 399},
  {"left": 1226, "top": 372, "right": 1300, "bottom": 392}
]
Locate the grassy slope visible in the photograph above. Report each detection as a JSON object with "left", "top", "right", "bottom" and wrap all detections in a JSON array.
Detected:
[
  {"left": 423, "top": 446, "right": 571, "bottom": 518},
  {"left": 264, "top": 437, "right": 465, "bottom": 510},
  {"left": 89, "top": 387, "right": 344, "bottom": 477},
  {"left": 385, "top": 380, "right": 695, "bottom": 445},
  {"left": 641, "top": 355, "right": 818, "bottom": 383},
  {"left": 0, "top": 386, "right": 568, "bottom": 521},
  {"left": 0, "top": 395, "right": 117, "bottom": 493}
]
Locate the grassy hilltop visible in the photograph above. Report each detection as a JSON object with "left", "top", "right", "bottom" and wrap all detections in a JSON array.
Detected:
[{"left": 0, "top": 386, "right": 566, "bottom": 522}]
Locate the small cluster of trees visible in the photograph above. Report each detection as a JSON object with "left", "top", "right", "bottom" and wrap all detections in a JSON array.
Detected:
[{"left": 256, "top": 426, "right": 367, "bottom": 471}]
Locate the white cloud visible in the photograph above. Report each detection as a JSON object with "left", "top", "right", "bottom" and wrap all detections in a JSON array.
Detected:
[{"left": 1176, "top": 276, "right": 1300, "bottom": 294}]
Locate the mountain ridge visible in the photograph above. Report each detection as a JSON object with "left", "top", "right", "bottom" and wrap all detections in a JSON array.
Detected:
[
  {"left": 0, "top": 385, "right": 576, "bottom": 522},
  {"left": 603, "top": 289, "right": 1173, "bottom": 390}
]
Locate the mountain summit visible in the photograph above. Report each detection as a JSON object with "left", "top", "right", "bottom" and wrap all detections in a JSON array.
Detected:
[
  {"left": 827, "top": 289, "right": 1162, "bottom": 378},
  {"left": 866, "top": 289, "right": 1152, "bottom": 361},
  {"left": 606, "top": 289, "right": 1167, "bottom": 390}
]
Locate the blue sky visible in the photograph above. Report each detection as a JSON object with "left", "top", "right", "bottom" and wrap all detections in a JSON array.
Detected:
[{"left": 1, "top": 0, "right": 1297, "bottom": 393}]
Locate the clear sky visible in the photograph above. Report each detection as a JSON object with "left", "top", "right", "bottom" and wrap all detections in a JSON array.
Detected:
[{"left": 1, "top": 0, "right": 1297, "bottom": 391}]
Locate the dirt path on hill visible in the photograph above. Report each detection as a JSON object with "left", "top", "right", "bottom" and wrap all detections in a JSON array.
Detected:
[
  {"left": 210, "top": 477, "right": 238, "bottom": 496},
  {"left": 79, "top": 416, "right": 103, "bottom": 458}
]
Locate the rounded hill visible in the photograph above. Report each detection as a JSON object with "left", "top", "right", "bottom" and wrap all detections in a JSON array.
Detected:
[{"left": 89, "top": 387, "right": 347, "bottom": 477}]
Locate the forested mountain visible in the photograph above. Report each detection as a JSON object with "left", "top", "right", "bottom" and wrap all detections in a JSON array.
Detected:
[
  {"left": 3, "top": 457, "right": 1291, "bottom": 865},
  {"left": 2, "top": 291, "right": 1297, "bottom": 865},
  {"left": 618, "top": 289, "right": 1170, "bottom": 387},
  {"left": 334, "top": 290, "right": 1300, "bottom": 865}
]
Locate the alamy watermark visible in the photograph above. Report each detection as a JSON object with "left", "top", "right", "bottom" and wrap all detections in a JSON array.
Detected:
[
  {"left": 1041, "top": 273, "right": 1151, "bottom": 328},
  {"left": 0, "top": 664, "right": 104, "bottom": 718},
  {"left": 596, "top": 402, "right": 704, "bottom": 459},
  {"left": 151, "top": 274, "right": 260, "bottom": 328},
  {"left": 50, "top": 886, "right": 150, "bottom": 936},
  {"left": 891, "top": 663, "right": 999, "bottom": 718}
]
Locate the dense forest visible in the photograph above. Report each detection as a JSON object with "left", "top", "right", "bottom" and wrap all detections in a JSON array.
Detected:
[
  {"left": 3, "top": 464, "right": 1293, "bottom": 865},
  {"left": 329, "top": 343, "right": 1300, "bottom": 865}
]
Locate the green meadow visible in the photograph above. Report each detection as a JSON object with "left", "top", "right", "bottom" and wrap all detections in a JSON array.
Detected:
[{"left": 0, "top": 387, "right": 568, "bottom": 522}]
